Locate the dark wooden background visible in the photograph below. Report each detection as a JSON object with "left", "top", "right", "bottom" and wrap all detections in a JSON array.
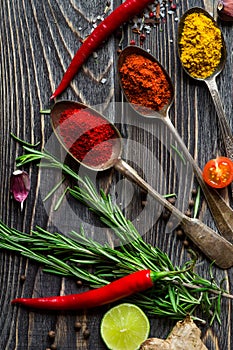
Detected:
[{"left": 0, "top": 0, "right": 233, "bottom": 349}]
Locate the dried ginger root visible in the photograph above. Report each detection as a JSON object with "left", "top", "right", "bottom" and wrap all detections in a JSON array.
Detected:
[{"left": 140, "top": 315, "right": 208, "bottom": 350}]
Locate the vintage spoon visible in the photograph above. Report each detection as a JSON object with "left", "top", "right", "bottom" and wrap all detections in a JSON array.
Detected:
[
  {"left": 50, "top": 100, "right": 233, "bottom": 268},
  {"left": 178, "top": 7, "right": 233, "bottom": 161},
  {"left": 118, "top": 45, "right": 233, "bottom": 244}
]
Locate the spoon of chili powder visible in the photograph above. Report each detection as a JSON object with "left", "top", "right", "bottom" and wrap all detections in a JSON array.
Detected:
[
  {"left": 118, "top": 45, "right": 233, "bottom": 244},
  {"left": 50, "top": 100, "right": 233, "bottom": 268},
  {"left": 56, "top": 104, "right": 119, "bottom": 169}
]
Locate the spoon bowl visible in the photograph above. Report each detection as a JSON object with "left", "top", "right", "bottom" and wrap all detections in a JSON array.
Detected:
[
  {"left": 49, "top": 99, "right": 233, "bottom": 268},
  {"left": 177, "top": 7, "right": 227, "bottom": 81},
  {"left": 118, "top": 45, "right": 174, "bottom": 117},
  {"left": 178, "top": 7, "right": 233, "bottom": 160},
  {"left": 50, "top": 100, "right": 122, "bottom": 171},
  {"left": 118, "top": 45, "right": 233, "bottom": 244}
]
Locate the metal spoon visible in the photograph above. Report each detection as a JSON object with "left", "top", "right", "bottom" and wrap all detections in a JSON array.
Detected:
[
  {"left": 118, "top": 45, "right": 233, "bottom": 244},
  {"left": 51, "top": 100, "right": 233, "bottom": 268},
  {"left": 178, "top": 7, "right": 233, "bottom": 161}
]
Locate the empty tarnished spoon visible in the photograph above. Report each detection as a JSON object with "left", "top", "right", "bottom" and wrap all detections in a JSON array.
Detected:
[
  {"left": 50, "top": 100, "right": 233, "bottom": 268},
  {"left": 118, "top": 45, "right": 233, "bottom": 244},
  {"left": 178, "top": 7, "right": 233, "bottom": 161}
]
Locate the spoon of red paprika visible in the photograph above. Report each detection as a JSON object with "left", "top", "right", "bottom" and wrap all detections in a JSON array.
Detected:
[
  {"left": 118, "top": 45, "right": 233, "bottom": 245},
  {"left": 50, "top": 100, "right": 233, "bottom": 268}
]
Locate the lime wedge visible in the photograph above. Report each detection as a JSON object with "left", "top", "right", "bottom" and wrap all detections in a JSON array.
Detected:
[{"left": 100, "top": 303, "right": 150, "bottom": 350}]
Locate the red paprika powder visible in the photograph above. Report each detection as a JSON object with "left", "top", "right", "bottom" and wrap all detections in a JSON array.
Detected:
[
  {"left": 58, "top": 108, "right": 117, "bottom": 167},
  {"left": 119, "top": 54, "right": 172, "bottom": 112}
]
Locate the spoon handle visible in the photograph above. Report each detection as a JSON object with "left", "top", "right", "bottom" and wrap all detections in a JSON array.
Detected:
[
  {"left": 205, "top": 77, "right": 233, "bottom": 161},
  {"left": 163, "top": 117, "right": 233, "bottom": 243},
  {"left": 114, "top": 158, "right": 233, "bottom": 269}
]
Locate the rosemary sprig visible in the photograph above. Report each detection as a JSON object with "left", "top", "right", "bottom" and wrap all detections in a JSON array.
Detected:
[
  {"left": 11, "top": 132, "right": 40, "bottom": 148},
  {"left": 1, "top": 145, "right": 231, "bottom": 323},
  {"left": 0, "top": 215, "right": 231, "bottom": 322}
]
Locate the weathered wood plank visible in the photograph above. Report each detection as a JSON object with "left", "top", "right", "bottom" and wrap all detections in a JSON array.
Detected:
[{"left": 0, "top": 0, "right": 232, "bottom": 349}]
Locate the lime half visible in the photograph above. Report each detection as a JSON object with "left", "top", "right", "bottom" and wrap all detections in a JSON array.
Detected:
[{"left": 100, "top": 303, "right": 150, "bottom": 350}]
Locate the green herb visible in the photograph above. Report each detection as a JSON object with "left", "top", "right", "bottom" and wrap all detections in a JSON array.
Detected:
[
  {"left": 193, "top": 186, "right": 201, "bottom": 219},
  {"left": 170, "top": 144, "right": 186, "bottom": 165},
  {"left": 2, "top": 145, "right": 232, "bottom": 323},
  {"left": 40, "top": 109, "right": 51, "bottom": 114},
  {"left": 53, "top": 186, "right": 69, "bottom": 211},
  {"left": 10, "top": 132, "right": 40, "bottom": 148},
  {"left": 163, "top": 193, "right": 177, "bottom": 199},
  {"left": 43, "top": 177, "right": 66, "bottom": 202}
]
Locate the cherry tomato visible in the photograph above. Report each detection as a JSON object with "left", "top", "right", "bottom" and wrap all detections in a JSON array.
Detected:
[{"left": 202, "top": 157, "right": 233, "bottom": 189}]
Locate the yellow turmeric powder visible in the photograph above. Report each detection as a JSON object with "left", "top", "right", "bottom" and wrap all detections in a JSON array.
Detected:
[{"left": 179, "top": 12, "right": 222, "bottom": 79}]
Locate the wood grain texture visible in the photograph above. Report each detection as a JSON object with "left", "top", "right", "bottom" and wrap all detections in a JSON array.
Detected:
[{"left": 0, "top": 0, "right": 232, "bottom": 349}]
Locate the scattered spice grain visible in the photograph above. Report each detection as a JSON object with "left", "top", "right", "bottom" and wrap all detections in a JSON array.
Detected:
[
  {"left": 191, "top": 188, "right": 197, "bottom": 196},
  {"left": 183, "top": 239, "right": 190, "bottom": 247},
  {"left": 176, "top": 228, "right": 184, "bottom": 237},
  {"left": 74, "top": 322, "right": 82, "bottom": 331},
  {"left": 119, "top": 54, "right": 172, "bottom": 112},
  {"left": 20, "top": 275, "right": 26, "bottom": 283},
  {"left": 76, "top": 280, "right": 83, "bottom": 287},
  {"left": 179, "top": 12, "right": 222, "bottom": 79},
  {"left": 50, "top": 344, "right": 57, "bottom": 350},
  {"left": 48, "top": 330, "right": 56, "bottom": 339},
  {"left": 83, "top": 328, "right": 91, "bottom": 339},
  {"left": 188, "top": 199, "right": 195, "bottom": 208}
]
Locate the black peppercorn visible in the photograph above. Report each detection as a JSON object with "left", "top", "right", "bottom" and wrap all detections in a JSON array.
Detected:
[
  {"left": 191, "top": 188, "right": 197, "bottom": 196},
  {"left": 188, "top": 199, "right": 195, "bottom": 208},
  {"left": 74, "top": 321, "right": 82, "bottom": 331},
  {"left": 176, "top": 229, "right": 184, "bottom": 237},
  {"left": 76, "top": 280, "right": 83, "bottom": 287},
  {"left": 167, "top": 197, "right": 176, "bottom": 205},
  {"left": 83, "top": 328, "right": 90, "bottom": 339},
  {"left": 48, "top": 330, "right": 56, "bottom": 339},
  {"left": 20, "top": 275, "right": 26, "bottom": 283}
]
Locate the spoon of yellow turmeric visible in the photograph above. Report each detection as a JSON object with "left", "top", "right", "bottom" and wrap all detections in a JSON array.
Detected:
[
  {"left": 118, "top": 45, "right": 233, "bottom": 244},
  {"left": 178, "top": 7, "right": 233, "bottom": 161}
]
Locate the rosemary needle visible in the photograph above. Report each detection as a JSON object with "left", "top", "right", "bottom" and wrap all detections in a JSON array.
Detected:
[
  {"left": 170, "top": 144, "right": 186, "bottom": 165},
  {"left": 193, "top": 186, "right": 201, "bottom": 219},
  {"left": 10, "top": 132, "right": 40, "bottom": 148}
]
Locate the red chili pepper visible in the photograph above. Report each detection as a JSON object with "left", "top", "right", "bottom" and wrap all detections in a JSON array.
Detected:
[
  {"left": 11, "top": 269, "right": 175, "bottom": 311},
  {"left": 50, "top": 0, "right": 154, "bottom": 100}
]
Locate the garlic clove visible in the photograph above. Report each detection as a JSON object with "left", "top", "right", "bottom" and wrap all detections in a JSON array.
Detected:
[
  {"left": 217, "top": 0, "right": 233, "bottom": 21},
  {"left": 10, "top": 170, "right": 30, "bottom": 210}
]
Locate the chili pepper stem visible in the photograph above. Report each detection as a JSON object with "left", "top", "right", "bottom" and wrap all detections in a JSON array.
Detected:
[{"left": 150, "top": 269, "right": 189, "bottom": 283}]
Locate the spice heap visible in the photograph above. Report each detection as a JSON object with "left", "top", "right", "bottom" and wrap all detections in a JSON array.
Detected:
[
  {"left": 58, "top": 108, "right": 117, "bottom": 167},
  {"left": 179, "top": 12, "right": 222, "bottom": 79},
  {"left": 119, "top": 54, "right": 172, "bottom": 112}
]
